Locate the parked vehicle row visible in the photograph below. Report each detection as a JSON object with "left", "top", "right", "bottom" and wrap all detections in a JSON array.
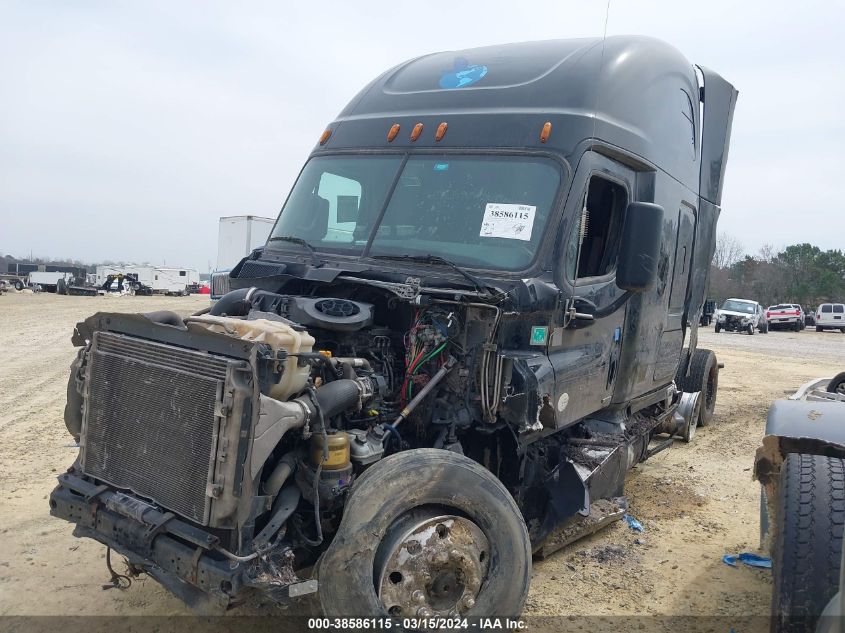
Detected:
[{"left": 712, "top": 298, "right": 845, "bottom": 334}]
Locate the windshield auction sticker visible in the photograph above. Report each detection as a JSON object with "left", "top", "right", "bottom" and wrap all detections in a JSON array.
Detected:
[{"left": 480, "top": 203, "right": 536, "bottom": 241}]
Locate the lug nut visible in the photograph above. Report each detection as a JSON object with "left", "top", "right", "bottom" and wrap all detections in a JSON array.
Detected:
[
  {"left": 417, "top": 607, "right": 432, "bottom": 617},
  {"left": 463, "top": 596, "right": 476, "bottom": 609},
  {"left": 449, "top": 548, "right": 463, "bottom": 561},
  {"left": 411, "top": 590, "right": 425, "bottom": 604}
]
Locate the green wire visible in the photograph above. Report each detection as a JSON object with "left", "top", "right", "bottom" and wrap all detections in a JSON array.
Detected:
[{"left": 407, "top": 342, "right": 448, "bottom": 400}]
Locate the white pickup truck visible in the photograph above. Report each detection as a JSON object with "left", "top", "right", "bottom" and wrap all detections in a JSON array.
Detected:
[{"left": 766, "top": 303, "right": 805, "bottom": 331}]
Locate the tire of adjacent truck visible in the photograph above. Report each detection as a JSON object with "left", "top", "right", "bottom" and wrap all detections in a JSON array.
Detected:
[
  {"left": 676, "top": 349, "right": 718, "bottom": 427},
  {"left": 772, "top": 453, "right": 845, "bottom": 633},
  {"left": 827, "top": 372, "right": 845, "bottom": 395},
  {"left": 317, "top": 448, "right": 531, "bottom": 618},
  {"left": 715, "top": 323, "right": 721, "bottom": 333}
]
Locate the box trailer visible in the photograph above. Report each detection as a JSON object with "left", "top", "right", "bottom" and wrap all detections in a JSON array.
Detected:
[
  {"left": 28, "top": 271, "right": 72, "bottom": 292},
  {"left": 211, "top": 215, "right": 275, "bottom": 299},
  {"left": 216, "top": 216, "right": 275, "bottom": 270}
]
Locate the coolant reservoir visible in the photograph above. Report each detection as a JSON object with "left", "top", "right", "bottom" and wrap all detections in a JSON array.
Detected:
[{"left": 189, "top": 315, "right": 315, "bottom": 401}]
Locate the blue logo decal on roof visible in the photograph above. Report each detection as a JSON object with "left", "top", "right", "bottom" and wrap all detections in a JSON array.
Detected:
[{"left": 439, "top": 57, "right": 487, "bottom": 89}]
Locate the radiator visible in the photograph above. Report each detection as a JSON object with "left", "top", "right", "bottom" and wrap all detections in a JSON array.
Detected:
[{"left": 81, "top": 331, "right": 239, "bottom": 525}]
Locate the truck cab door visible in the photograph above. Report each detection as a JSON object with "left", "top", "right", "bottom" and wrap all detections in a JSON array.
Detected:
[{"left": 547, "top": 153, "right": 633, "bottom": 427}]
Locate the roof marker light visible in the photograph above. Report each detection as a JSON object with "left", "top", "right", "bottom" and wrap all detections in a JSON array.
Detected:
[
  {"left": 410, "top": 123, "right": 424, "bottom": 142},
  {"left": 319, "top": 129, "right": 332, "bottom": 145},
  {"left": 435, "top": 122, "right": 448, "bottom": 141},
  {"left": 387, "top": 124, "right": 400, "bottom": 142},
  {"left": 540, "top": 121, "right": 552, "bottom": 143}
]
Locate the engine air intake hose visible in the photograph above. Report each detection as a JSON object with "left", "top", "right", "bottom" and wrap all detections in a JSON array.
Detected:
[
  {"left": 304, "top": 379, "right": 361, "bottom": 420},
  {"left": 209, "top": 287, "right": 260, "bottom": 317}
]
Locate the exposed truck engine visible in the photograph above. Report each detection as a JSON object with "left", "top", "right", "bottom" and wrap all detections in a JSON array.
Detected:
[{"left": 50, "top": 35, "right": 737, "bottom": 617}]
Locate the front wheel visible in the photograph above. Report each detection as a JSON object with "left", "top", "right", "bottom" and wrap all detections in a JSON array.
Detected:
[
  {"left": 318, "top": 449, "right": 531, "bottom": 618},
  {"left": 748, "top": 323, "right": 755, "bottom": 335},
  {"left": 715, "top": 323, "right": 722, "bottom": 333}
]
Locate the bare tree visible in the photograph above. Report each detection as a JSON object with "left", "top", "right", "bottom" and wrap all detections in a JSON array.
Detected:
[
  {"left": 712, "top": 232, "right": 745, "bottom": 269},
  {"left": 757, "top": 243, "right": 777, "bottom": 263}
]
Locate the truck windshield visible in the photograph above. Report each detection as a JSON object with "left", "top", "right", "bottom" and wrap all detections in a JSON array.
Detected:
[
  {"left": 268, "top": 154, "right": 561, "bottom": 271},
  {"left": 721, "top": 300, "right": 755, "bottom": 314}
]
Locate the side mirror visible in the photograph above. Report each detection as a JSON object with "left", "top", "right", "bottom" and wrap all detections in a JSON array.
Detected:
[{"left": 616, "top": 202, "right": 664, "bottom": 292}]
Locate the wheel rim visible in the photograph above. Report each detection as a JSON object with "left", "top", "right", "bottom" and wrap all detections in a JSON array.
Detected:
[
  {"left": 374, "top": 509, "right": 490, "bottom": 617},
  {"left": 836, "top": 382, "right": 845, "bottom": 396}
]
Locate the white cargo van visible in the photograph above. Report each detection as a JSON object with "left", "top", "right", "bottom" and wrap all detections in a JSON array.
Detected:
[{"left": 815, "top": 303, "right": 845, "bottom": 332}]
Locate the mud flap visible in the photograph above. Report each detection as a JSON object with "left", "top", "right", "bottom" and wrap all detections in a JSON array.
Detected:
[{"left": 539, "top": 453, "right": 588, "bottom": 539}]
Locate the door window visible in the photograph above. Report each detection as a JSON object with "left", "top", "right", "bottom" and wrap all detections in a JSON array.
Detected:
[{"left": 566, "top": 176, "right": 627, "bottom": 280}]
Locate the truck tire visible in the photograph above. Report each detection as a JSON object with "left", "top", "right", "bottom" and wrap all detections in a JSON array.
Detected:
[
  {"left": 747, "top": 323, "right": 755, "bottom": 335},
  {"left": 677, "top": 349, "right": 718, "bottom": 427},
  {"left": 827, "top": 372, "right": 845, "bottom": 396},
  {"left": 715, "top": 323, "right": 721, "bottom": 333},
  {"left": 816, "top": 326, "right": 823, "bottom": 332},
  {"left": 14, "top": 280, "right": 23, "bottom": 291},
  {"left": 56, "top": 278, "right": 67, "bottom": 295},
  {"left": 772, "top": 453, "right": 845, "bottom": 633},
  {"left": 318, "top": 448, "right": 531, "bottom": 618}
]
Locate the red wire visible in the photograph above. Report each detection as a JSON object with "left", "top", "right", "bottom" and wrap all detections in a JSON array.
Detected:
[{"left": 399, "top": 347, "right": 426, "bottom": 406}]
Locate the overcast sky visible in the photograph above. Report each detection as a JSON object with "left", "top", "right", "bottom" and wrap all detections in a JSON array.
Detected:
[{"left": 1, "top": 0, "right": 843, "bottom": 272}]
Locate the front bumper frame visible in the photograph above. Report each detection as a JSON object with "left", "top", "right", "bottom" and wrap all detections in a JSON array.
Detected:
[{"left": 50, "top": 470, "right": 246, "bottom": 611}]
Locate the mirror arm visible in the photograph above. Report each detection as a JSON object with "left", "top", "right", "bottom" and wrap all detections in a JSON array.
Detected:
[{"left": 569, "top": 308, "right": 595, "bottom": 322}]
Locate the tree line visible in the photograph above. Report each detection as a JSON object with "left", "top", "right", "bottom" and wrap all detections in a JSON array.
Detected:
[{"left": 709, "top": 234, "right": 845, "bottom": 309}]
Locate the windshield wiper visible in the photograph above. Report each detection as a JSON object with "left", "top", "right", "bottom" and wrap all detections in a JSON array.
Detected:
[
  {"left": 371, "top": 254, "right": 495, "bottom": 297},
  {"left": 266, "top": 235, "right": 322, "bottom": 266}
]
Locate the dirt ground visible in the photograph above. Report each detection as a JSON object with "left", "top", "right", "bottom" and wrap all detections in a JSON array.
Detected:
[{"left": 1, "top": 291, "right": 843, "bottom": 620}]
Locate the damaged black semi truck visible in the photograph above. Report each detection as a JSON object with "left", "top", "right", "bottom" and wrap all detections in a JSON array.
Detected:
[{"left": 51, "top": 36, "right": 737, "bottom": 617}]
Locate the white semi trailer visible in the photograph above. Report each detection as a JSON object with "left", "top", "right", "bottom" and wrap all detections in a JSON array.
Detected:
[
  {"left": 28, "top": 271, "right": 72, "bottom": 292},
  {"left": 211, "top": 215, "right": 274, "bottom": 299}
]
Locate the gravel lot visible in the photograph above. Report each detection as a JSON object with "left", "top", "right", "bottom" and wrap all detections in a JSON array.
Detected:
[{"left": 0, "top": 291, "right": 842, "bottom": 622}]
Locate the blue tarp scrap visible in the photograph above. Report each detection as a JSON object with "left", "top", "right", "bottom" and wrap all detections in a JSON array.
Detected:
[
  {"left": 722, "top": 553, "right": 772, "bottom": 569},
  {"left": 623, "top": 514, "right": 644, "bottom": 532}
]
